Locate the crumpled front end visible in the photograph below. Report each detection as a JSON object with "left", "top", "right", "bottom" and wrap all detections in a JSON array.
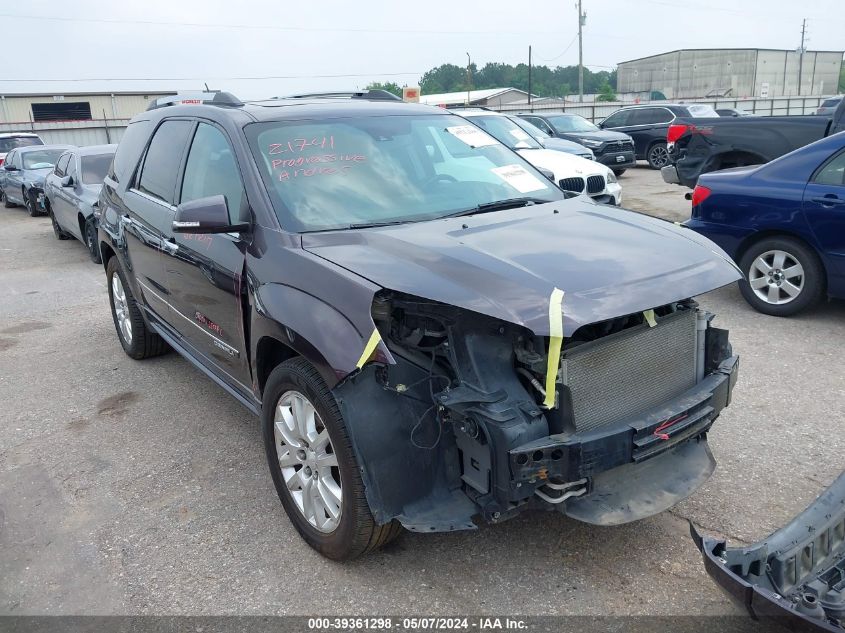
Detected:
[
  {"left": 692, "top": 470, "right": 845, "bottom": 632},
  {"left": 333, "top": 291, "right": 738, "bottom": 532}
]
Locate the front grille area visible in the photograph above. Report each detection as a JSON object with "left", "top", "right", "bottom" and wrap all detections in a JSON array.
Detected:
[
  {"left": 586, "top": 175, "right": 605, "bottom": 194},
  {"left": 562, "top": 308, "right": 698, "bottom": 433},
  {"left": 599, "top": 140, "right": 634, "bottom": 154},
  {"left": 559, "top": 177, "right": 585, "bottom": 193}
]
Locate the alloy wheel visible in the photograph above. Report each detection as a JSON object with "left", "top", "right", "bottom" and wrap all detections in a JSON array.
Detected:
[
  {"left": 273, "top": 390, "right": 342, "bottom": 533},
  {"left": 748, "top": 249, "right": 804, "bottom": 305},
  {"left": 649, "top": 145, "right": 669, "bottom": 168},
  {"left": 111, "top": 274, "right": 133, "bottom": 344}
]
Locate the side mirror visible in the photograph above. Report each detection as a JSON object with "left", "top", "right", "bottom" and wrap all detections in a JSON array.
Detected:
[
  {"left": 172, "top": 194, "right": 249, "bottom": 234},
  {"left": 61, "top": 175, "right": 73, "bottom": 187},
  {"left": 536, "top": 167, "right": 556, "bottom": 183},
  {"left": 4, "top": 164, "right": 17, "bottom": 171}
]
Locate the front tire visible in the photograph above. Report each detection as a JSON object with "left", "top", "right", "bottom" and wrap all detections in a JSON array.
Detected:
[
  {"left": 262, "top": 358, "right": 402, "bottom": 560},
  {"left": 646, "top": 143, "right": 669, "bottom": 169},
  {"left": 106, "top": 257, "right": 169, "bottom": 359},
  {"left": 85, "top": 217, "right": 102, "bottom": 263},
  {"left": 48, "top": 203, "right": 70, "bottom": 240},
  {"left": 611, "top": 168, "right": 627, "bottom": 176},
  {"left": 25, "top": 190, "right": 40, "bottom": 217},
  {"left": 738, "top": 237, "right": 824, "bottom": 316}
]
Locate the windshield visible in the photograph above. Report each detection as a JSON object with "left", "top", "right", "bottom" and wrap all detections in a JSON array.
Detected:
[
  {"left": 508, "top": 116, "right": 550, "bottom": 140},
  {"left": 22, "top": 149, "right": 65, "bottom": 170},
  {"left": 546, "top": 114, "right": 599, "bottom": 133},
  {"left": 0, "top": 136, "right": 42, "bottom": 153},
  {"left": 81, "top": 152, "right": 115, "bottom": 185},
  {"left": 246, "top": 114, "right": 563, "bottom": 232},
  {"left": 464, "top": 114, "right": 543, "bottom": 150}
]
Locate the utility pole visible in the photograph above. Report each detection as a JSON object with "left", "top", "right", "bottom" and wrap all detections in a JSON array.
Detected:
[
  {"left": 797, "top": 18, "right": 807, "bottom": 95},
  {"left": 466, "top": 52, "right": 472, "bottom": 106},
  {"left": 577, "top": 0, "right": 586, "bottom": 102},
  {"left": 528, "top": 45, "right": 533, "bottom": 111}
]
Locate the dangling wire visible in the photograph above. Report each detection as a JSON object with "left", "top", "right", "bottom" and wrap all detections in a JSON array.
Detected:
[{"left": 409, "top": 352, "right": 449, "bottom": 450}]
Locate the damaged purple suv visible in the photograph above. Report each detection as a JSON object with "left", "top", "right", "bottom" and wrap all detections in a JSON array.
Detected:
[{"left": 98, "top": 90, "right": 741, "bottom": 560}]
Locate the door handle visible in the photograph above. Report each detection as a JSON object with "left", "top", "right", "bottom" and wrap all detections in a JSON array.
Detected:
[
  {"left": 162, "top": 237, "right": 179, "bottom": 255},
  {"left": 811, "top": 195, "right": 845, "bottom": 206}
]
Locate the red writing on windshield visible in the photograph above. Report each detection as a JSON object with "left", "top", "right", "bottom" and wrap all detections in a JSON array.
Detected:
[{"left": 268, "top": 137, "right": 335, "bottom": 154}]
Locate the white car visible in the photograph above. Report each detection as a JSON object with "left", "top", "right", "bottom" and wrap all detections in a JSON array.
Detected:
[
  {"left": 457, "top": 110, "right": 622, "bottom": 206},
  {"left": 0, "top": 132, "right": 43, "bottom": 167}
]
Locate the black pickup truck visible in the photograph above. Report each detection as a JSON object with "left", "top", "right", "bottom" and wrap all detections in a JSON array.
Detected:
[{"left": 662, "top": 99, "right": 845, "bottom": 188}]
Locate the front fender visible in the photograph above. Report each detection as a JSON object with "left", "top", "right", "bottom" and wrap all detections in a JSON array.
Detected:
[{"left": 251, "top": 282, "right": 393, "bottom": 390}]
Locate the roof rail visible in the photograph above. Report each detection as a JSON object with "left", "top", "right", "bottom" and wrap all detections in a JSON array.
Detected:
[
  {"left": 446, "top": 105, "right": 493, "bottom": 111},
  {"left": 146, "top": 91, "right": 243, "bottom": 110},
  {"left": 281, "top": 89, "right": 403, "bottom": 102}
]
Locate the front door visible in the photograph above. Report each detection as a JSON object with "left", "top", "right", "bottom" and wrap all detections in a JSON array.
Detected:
[
  {"left": 123, "top": 119, "right": 194, "bottom": 328},
  {"left": 803, "top": 148, "right": 845, "bottom": 292},
  {"left": 165, "top": 121, "right": 250, "bottom": 388}
]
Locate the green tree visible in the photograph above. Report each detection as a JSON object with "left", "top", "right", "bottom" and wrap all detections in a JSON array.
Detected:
[
  {"left": 596, "top": 81, "right": 617, "bottom": 102},
  {"left": 839, "top": 63, "right": 845, "bottom": 92},
  {"left": 366, "top": 81, "right": 402, "bottom": 97}
]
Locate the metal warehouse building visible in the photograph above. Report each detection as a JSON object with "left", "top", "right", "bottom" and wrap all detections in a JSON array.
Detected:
[
  {"left": 0, "top": 91, "right": 171, "bottom": 145},
  {"left": 617, "top": 49, "right": 844, "bottom": 99}
]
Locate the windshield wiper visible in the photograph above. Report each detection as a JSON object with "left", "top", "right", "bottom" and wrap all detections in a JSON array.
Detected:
[
  {"left": 441, "top": 197, "right": 548, "bottom": 219},
  {"left": 346, "top": 219, "right": 411, "bottom": 230}
]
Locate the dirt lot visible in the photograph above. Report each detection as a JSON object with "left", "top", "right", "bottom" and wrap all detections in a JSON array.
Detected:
[{"left": 1, "top": 165, "right": 843, "bottom": 616}]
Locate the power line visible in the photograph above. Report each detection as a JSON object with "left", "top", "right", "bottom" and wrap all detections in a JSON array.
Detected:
[
  {"left": 0, "top": 12, "right": 569, "bottom": 36},
  {"left": 539, "top": 34, "right": 579, "bottom": 62},
  {"left": 0, "top": 72, "right": 422, "bottom": 83}
]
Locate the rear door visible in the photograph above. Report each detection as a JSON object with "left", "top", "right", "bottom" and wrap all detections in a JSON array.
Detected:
[
  {"left": 625, "top": 107, "right": 674, "bottom": 155},
  {"left": 803, "top": 148, "right": 845, "bottom": 289},
  {"left": 122, "top": 119, "right": 193, "bottom": 328},
  {"left": 165, "top": 120, "right": 250, "bottom": 387}
]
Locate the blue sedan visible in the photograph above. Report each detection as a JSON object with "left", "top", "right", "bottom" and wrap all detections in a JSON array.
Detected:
[{"left": 685, "top": 131, "right": 845, "bottom": 316}]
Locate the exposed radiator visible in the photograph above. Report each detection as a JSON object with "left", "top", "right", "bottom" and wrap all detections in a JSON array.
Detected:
[{"left": 562, "top": 308, "right": 698, "bottom": 433}]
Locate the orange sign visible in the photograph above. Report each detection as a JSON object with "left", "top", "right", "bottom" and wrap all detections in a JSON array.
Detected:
[{"left": 403, "top": 86, "right": 420, "bottom": 103}]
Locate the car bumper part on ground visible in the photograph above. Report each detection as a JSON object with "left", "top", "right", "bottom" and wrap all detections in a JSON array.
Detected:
[
  {"left": 661, "top": 164, "right": 680, "bottom": 185},
  {"left": 691, "top": 469, "right": 845, "bottom": 632}
]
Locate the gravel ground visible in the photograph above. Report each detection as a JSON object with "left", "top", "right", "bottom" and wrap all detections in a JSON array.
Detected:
[{"left": 1, "top": 165, "right": 843, "bottom": 618}]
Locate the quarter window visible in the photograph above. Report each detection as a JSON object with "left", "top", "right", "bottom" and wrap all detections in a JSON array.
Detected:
[
  {"left": 137, "top": 120, "right": 193, "bottom": 205},
  {"left": 814, "top": 151, "right": 845, "bottom": 186},
  {"left": 180, "top": 123, "right": 245, "bottom": 223}
]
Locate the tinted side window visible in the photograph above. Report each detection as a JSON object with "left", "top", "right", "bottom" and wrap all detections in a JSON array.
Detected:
[
  {"left": 602, "top": 110, "right": 630, "bottom": 128},
  {"left": 524, "top": 116, "right": 553, "bottom": 134},
  {"left": 179, "top": 123, "right": 244, "bottom": 223},
  {"left": 109, "top": 119, "right": 153, "bottom": 183},
  {"left": 629, "top": 108, "right": 670, "bottom": 125},
  {"left": 67, "top": 155, "right": 78, "bottom": 180},
  {"left": 814, "top": 151, "right": 845, "bottom": 186},
  {"left": 137, "top": 120, "right": 193, "bottom": 205},
  {"left": 55, "top": 153, "right": 71, "bottom": 177}
]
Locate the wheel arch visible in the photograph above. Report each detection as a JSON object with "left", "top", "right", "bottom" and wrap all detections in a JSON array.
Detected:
[{"left": 256, "top": 335, "right": 299, "bottom": 397}]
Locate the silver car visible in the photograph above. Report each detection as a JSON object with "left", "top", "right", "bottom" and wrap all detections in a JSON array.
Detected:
[
  {"left": 817, "top": 95, "right": 843, "bottom": 116},
  {"left": 1, "top": 144, "right": 75, "bottom": 216},
  {"left": 43, "top": 144, "right": 117, "bottom": 263}
]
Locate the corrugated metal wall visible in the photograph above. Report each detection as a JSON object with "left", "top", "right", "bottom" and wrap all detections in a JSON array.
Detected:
[
  {"left": 618, "top": 49, "right": 843, "bottom": 98},
  {"left": 0, "top": 93, "right": 159, "bottom": 124}
]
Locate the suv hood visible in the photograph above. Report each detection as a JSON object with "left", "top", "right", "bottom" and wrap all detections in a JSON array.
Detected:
[
  {"left": 560, "top": 129, "right": 631, "bottom": 144},
  {"left": 516, "top": 148, "right": 607, "bottom": 181},
  {"left": 302, "top": 200, "right": 740, "bottom": 336}
]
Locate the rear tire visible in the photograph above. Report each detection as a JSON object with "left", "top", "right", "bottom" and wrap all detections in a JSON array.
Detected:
[
  {"left": 262, "top": 357, "right": 402, "bottom": 560},
  {"left": 737, "top": 236, "right": 824, "bottom": 316},
  {"left": 646, "top": 143, "right": 669, "bottom": 169},
  {"left": 106, "top": 257, "right": 169, "bottom": 359},
  {"left": 85, "top": 217, "right": 102, "bottom": 263}
]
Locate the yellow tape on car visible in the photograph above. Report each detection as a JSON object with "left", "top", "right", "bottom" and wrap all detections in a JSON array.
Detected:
[
  {"left": 643, "top": 309, "right": 657, "bottom": 328},
  {"left": 544, "top": 288, "right": 565, "bottom": 409},
  {"left": 356, "top": 327, "right": 383, "bottom": 369}
]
